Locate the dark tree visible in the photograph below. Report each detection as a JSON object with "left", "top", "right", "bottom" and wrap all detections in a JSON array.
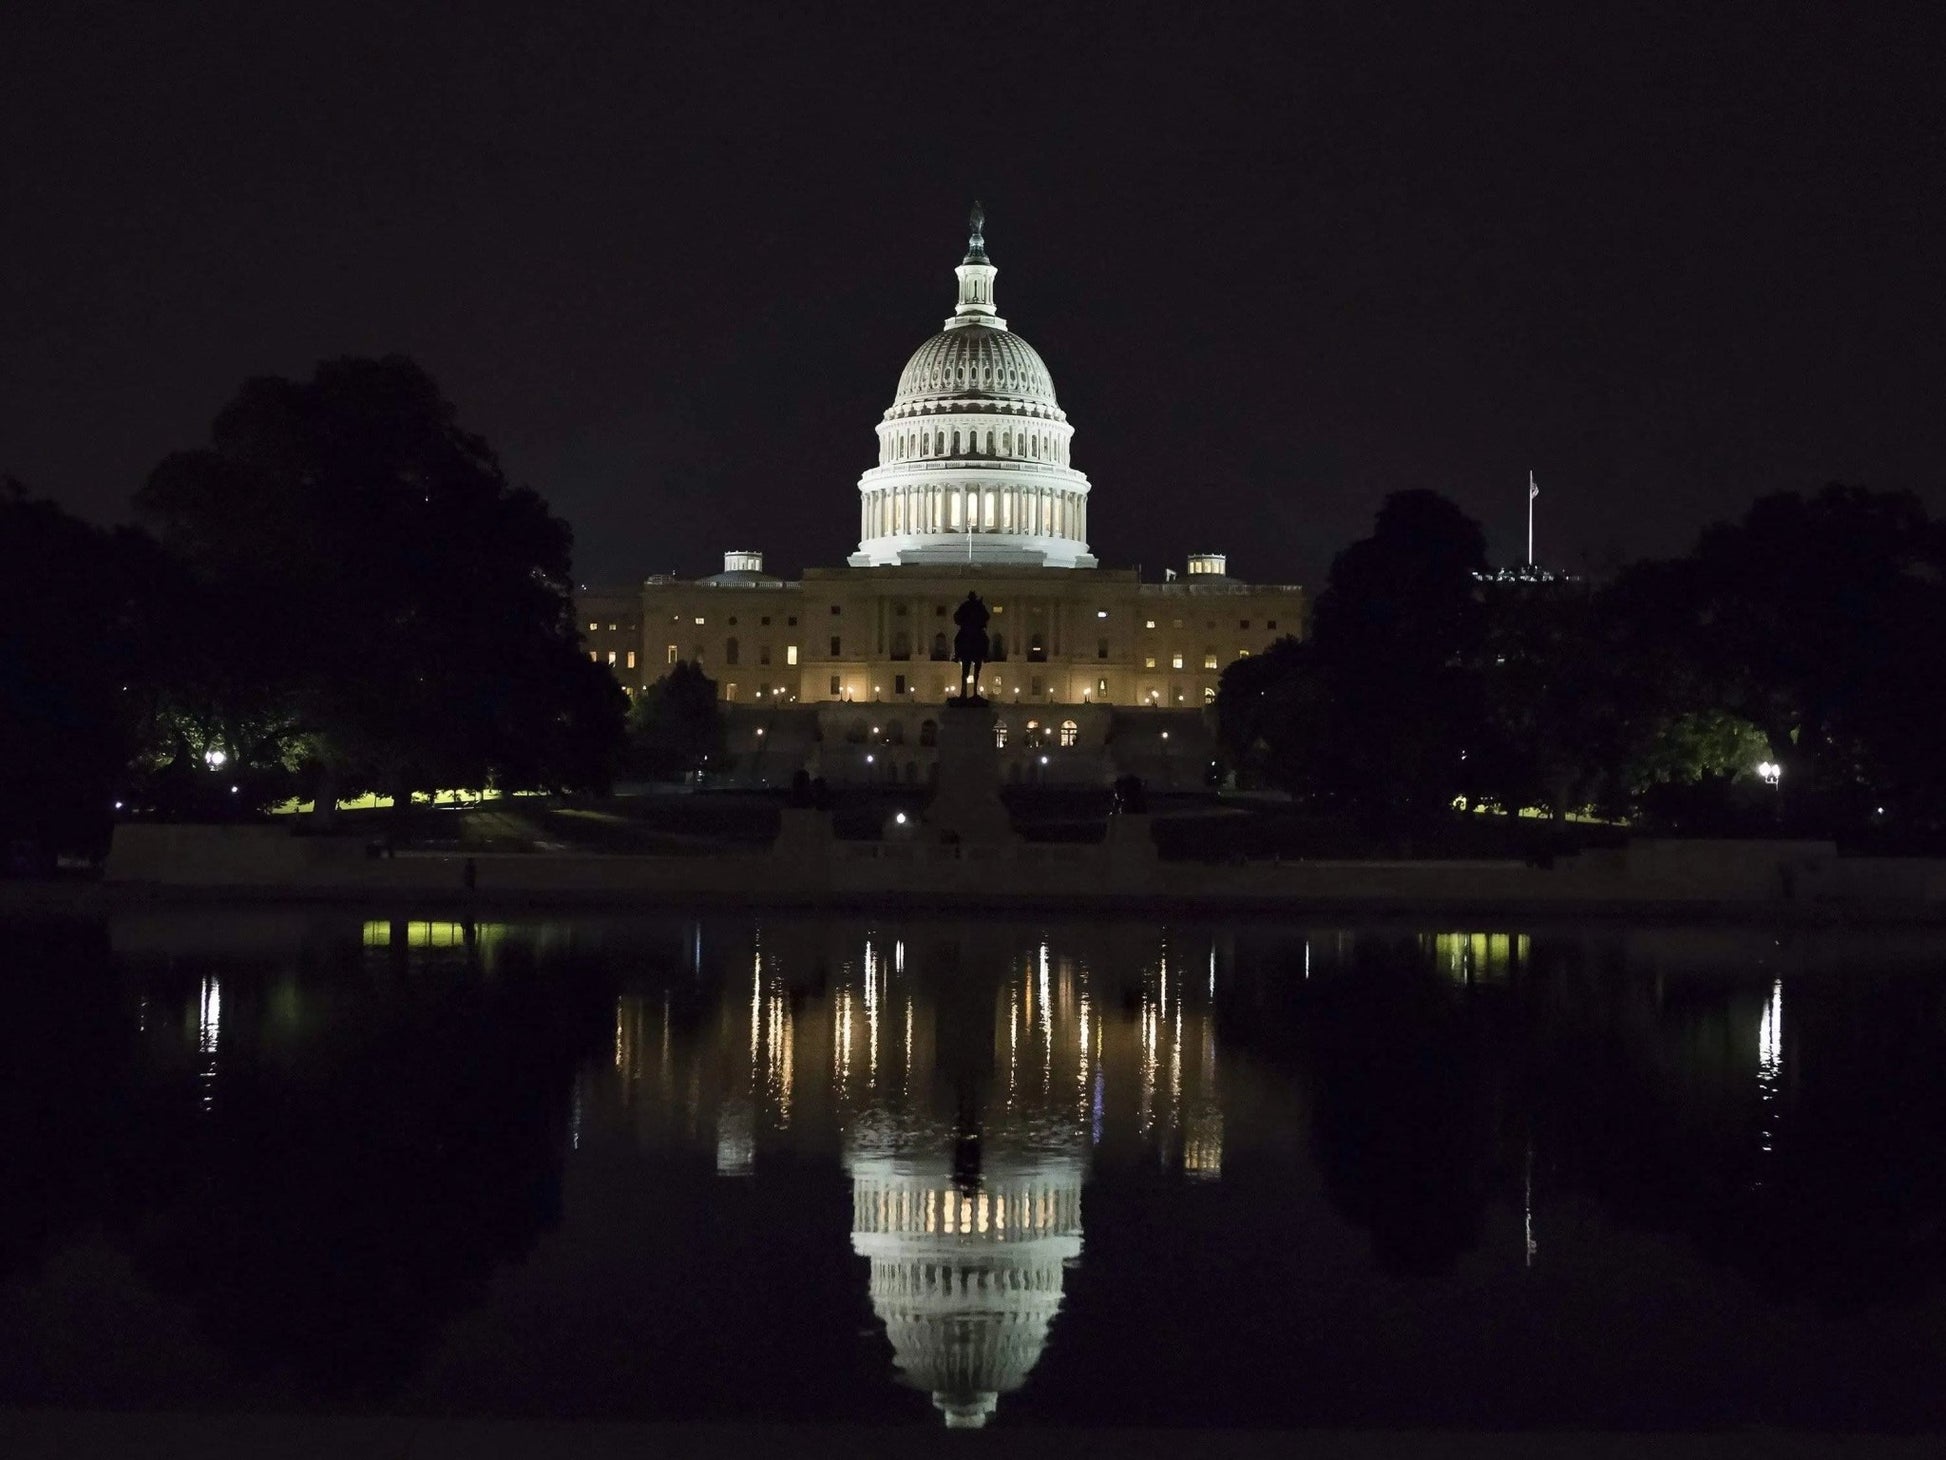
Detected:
[
  {"left": 1213, "top": 634, "right": 1318, "bottom": 792},
  {"left": 1307, "top": 491, "right": 1491, "bottom": 832},
  {"left": 135, "top": 357, "right": 623, "bottom": 819},
  {"left": 625, "top": 661, "right": 724, "bottom": 780},
  {"left": 0, "top": 485, "right": 157, "bottom": 859},
  {"left": 1603, "top": 485, "right": 1946, "bottom": 837}
]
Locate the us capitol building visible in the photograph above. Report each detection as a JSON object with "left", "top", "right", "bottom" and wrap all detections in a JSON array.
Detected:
[{"left": 583, "top": 209, "right": 1304, "bottom": 788}]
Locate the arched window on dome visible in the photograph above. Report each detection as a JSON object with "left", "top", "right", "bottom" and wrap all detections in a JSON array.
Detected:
[
  {"left": 952, "top": 429, "right": 961, "bottom": 456},
  {"left": 1002, "top": 428, "right": 1011, "bottom": 454}
]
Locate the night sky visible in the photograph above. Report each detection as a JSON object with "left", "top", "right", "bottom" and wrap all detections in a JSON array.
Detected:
[{"left": 3, "top": 2, "right": 1939, "bottom": 591}]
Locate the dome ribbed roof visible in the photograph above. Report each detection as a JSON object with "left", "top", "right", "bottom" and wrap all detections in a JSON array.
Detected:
[{"left": 893, "top": 325, "right": 1058, "bottom": 411}]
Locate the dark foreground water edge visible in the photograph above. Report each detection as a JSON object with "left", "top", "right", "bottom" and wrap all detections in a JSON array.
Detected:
[{"left": 3, "top": 910, "right": 1945, "bottom": 1433}]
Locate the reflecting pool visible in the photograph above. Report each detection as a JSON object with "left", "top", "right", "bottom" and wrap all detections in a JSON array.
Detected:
[{"left": 4, "top": 911, "right": 1946, "bottom": 1429}]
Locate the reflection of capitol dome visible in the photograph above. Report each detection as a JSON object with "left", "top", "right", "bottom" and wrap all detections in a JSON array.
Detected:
[
  {"left": 850, "top": 205, "right": 1096, "bottom": 570},
  {"left": 848, "top": 1151, "right": 1084, "bottom": 1428}
]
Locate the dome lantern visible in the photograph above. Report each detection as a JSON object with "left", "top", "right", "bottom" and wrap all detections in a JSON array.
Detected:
[{"left": 947, "top": 200, "right": 1003, "bottom": 330}]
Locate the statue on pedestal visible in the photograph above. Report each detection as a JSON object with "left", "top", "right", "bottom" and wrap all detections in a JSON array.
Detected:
[{"left": 951, "top": 591, "right": 990, "bottom": 704}]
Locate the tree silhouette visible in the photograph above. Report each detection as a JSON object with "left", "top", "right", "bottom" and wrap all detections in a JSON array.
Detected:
[{"left": 136, "top": 356, "right": 623, "bottom": 817}]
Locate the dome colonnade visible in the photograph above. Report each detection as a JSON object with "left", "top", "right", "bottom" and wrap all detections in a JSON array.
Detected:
[{"left": 850, "top": 205, "right": 1096, "bottom": 569}]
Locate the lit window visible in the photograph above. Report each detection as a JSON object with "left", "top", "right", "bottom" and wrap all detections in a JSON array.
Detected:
[
  {"left": 1204, "top": 686, "right": 1216, "bottom": 704},
  {"left": 786, "top": 645, "right": 799, "bottom": 666},
  {"left": 607, "top": 650, "right": 617, "bottom": 665},
  {"left": 725, "top": 683, "right": 737, "bottom": 701},
  {"left": 694, "top": 616, "right": 705, "bottom": 626},
  {"left": 1097, "top": 677, "right": 1108, "bottom": 695},
  {"left": 1204, "top": 653, "right": 1219, "bottom": 670},
  {"left": 626, "top": 650, "right": 637, "bottom": 669},
  {"left": 1172, "top": 653, "right": 1184, "bottom": 670},
  {"left": 1144, "top": 619, "right": 1156, "bottom": 629},
  {"left": 666, "top": 644, "right": 678, "bottom": 664},
  {"left": 609, "top": 622, "right": 618, "bottom": 631},
  {"left": 588, "top": 621, "right": 598, "bottom": 633},
  {"left": 1060, "top": 720, "right": 1079, "bottom": 747},
  {"left": 995, "top": 721, "right": 1009, "bottom": 748},
  {"left": 588, "top": 650, "right": 598, "bottom": 663},
  {"left": 1095, "top": 609, "right": 1108, "bottom": 619},
  {"left": 1145, "top": 656, "right": 1157, "bottom": 669}
]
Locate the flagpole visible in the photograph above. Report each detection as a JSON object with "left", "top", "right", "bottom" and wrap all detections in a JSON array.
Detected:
[{"left": 1527, "top": 470, "right": 1537, "bottom": 567}]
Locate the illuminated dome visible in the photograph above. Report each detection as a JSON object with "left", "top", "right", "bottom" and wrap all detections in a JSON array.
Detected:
[
  {"left": 892, "top": 328, "right": 1060, "bottom": 416},
  {"left": 849, "top": 206, "right": 1096, "bottom": 569}
]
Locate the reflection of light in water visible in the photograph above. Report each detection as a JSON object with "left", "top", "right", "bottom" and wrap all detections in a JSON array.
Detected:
[
  {"left": 1037, "top": 943, "right": 1051, "bottom": 1049},
  {"left": 836, "top": 987, "right": 854, "bottom": 1095},
  {"left": 1523, "top": 1138, "right": 1537, "bottom": 1268},
  {"left": 765, "top": 993, "right": 794, "bottom": 1127},
  {"left": 1431, "top": 932, "right": 1530, "bottom": 985},
  {"left": 198, "top": 976, "right": 221, "bottom": 1055},
  {"left": 197, "top": 976, "right": 221, "bottom": 1110},
  {"left": 750, "top": 942, "right": 762, "bottom": 1070},
  {"left": 360, "top": 919, "right": 506, "bottom": 950},
  {"left": 716, "top": 1101, "right": 755, "bottom": 1177},
  {"left": 864, "top": 939, "right": 880, "bottom": 1088},
  {"left": 1757, "top": 978, "right": 1784, "bottom": 1155}
]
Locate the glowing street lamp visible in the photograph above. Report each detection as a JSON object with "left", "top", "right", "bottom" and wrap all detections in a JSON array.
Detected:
[{"left": 1757, "top": 761, "right": 1782, "bottom": 786}]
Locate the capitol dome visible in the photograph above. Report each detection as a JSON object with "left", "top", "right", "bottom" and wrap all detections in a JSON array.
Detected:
[
  {"left": 891, "top": 328, "right": 1060, "bottom": 415},
  {"left": 849, "top": 206, "right": 1096, "bottom": 570}
]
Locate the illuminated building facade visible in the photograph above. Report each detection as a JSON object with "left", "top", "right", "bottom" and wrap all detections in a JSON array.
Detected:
[{"left": 581, "top": 211, "right": 1305, "bottom": 787}]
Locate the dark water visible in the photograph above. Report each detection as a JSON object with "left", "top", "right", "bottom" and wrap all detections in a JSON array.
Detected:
[{"left": 4, "top": 910, "right": 1945, "bottom": 1430}]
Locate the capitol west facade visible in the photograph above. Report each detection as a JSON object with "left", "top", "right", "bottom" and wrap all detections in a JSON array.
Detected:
[{"left": 583, "top": 211, "right": 1304, "bottom": 787}]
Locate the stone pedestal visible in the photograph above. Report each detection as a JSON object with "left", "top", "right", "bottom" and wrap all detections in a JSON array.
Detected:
[{"left": 925, "top": 702, "right": 1018, "bottom": 844}]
